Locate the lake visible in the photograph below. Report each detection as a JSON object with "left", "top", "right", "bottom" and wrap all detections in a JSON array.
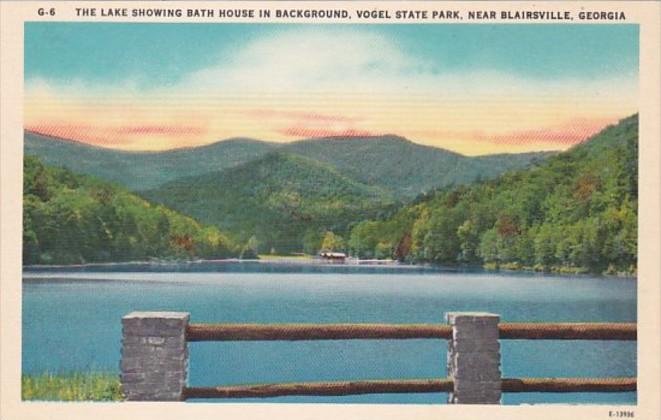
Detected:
[{"left": 22, "top": 262, "right": 637, "bottom": 404}]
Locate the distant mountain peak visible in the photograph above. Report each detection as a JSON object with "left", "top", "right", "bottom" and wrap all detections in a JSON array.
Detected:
[
  {"left": 193, "top": 136, "right": 277, "bottom": 149},
  {"left": 25, "top": 129, "right": 102, "bottom": 149},
  {"left": 302, "top": 133, "right": 411, "bottom": 143}
]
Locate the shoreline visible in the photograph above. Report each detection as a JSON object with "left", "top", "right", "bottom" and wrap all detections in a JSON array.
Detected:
[
  {"left": 22, "top": 257, "right": 412, "bottom": 270},
  {"left": 21, "top": 257, "right": 637, "bottom": 280}
]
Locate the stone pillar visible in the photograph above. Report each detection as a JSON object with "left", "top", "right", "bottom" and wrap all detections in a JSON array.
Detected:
[
  {"left": 121, "top": 312, "right": 190, "bottom": 401},
  {"left": 446, "top": 312, "right": 501, "bottom": 404}
]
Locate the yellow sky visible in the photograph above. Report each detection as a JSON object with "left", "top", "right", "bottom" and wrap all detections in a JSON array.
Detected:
[{"left": 25, "top": 87, "right": 636, "bottom": 156}]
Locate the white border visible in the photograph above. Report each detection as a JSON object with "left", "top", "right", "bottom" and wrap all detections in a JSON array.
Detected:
[{"left": 1, "top": 2, "right": 659, "bottom": 419}]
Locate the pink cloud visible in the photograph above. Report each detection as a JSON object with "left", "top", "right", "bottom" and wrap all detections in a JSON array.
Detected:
[
  {"left": 278, "top": 126, "right": 377, "bottom": 139},
  {"left": 114, "top": 125, "right": 205, "bottom": 136},
  {"left": 25, "top": 123, "right": 129, "bottom": 147},
  {"left": 25, "top": 122, "right": 206, "bottom": 149},
  {"left": 409, "top": 117, "right": 617, "bottom": 147},
  {"left": 475, "top": 117, "right": 617, "bottom": 146},
  {"left": 249, "top": 109, "right": 374, "bottom": 139}
]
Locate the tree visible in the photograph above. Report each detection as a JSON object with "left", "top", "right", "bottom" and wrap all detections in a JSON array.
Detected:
[
  {"left": 320, "top": 231, "right": 344, "bottom": 252},
  {"left": 348, "top": 221, "right": 379, "bottom": 258},
  {"left": 457, "top": 219, "right": 480, "bottom": 263},
  {"left": 479, "top": 228, "right": 500, "bottom": 265},
  {"left": 533, "top": 224, "right": 558, "bottom": 268},
  {"left": 240, "top": 235, "right": 260, "bottom": 259},
  {"left": 422, "top": 207, "right": 463, "bottom": 264},
  {"left": 302, "top": 229, "right": 323, "bottom": 255}
]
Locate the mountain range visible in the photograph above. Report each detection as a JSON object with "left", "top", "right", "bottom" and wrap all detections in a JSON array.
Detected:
[
  {"left": 25, "top": 130, "right": 555, "bottom": 254},
  {"left": 25, "top": 131, "right": 552, "bottom": 198}
]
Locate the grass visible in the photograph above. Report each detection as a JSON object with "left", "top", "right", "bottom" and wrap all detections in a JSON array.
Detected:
[{"left": 22, "top": 372, "right": 123, "bottom": 401}]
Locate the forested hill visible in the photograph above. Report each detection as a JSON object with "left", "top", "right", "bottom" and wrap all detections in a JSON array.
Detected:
[
  {"left": 282, "top": 135, "right": 552, "bottom": 198},
  {"left": 24, "top": 131, "right": 278, "bottom": 191},
  {"left": 142, "top": 152, "right": 395, "bottom": 254},
  {"left": 23, "top": 156, "right": 238, "bottom": 265},
  {"left": 25, "top": 131, "right": 550, "bottom": 197},
  {"left": 347, "top": 114, "right": 638, "bottom": 274}
]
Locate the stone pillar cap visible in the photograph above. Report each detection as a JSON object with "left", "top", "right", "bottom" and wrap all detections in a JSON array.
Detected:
[
  {"left": 446, "top": 312, "right": 500, "bottom": 322},
  {"left": 123, "top": 311, "right": 190, "bottom": 320}
]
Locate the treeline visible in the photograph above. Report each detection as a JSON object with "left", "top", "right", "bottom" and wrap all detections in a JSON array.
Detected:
[
  {"left": 23, "top": 156, "right": 238, "bottom": 265},
  {"left": 346, "top": 115, "right": 638, "bottom": 274}
]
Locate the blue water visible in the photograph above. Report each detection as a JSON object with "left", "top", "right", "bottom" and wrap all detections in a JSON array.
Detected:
[{"left": 22, "top": 263, "right": 637, "bottom": 404}]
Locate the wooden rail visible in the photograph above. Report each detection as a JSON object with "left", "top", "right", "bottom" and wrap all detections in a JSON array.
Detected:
[
  {"left": 499, "top": 323, "right": 636, "bottom": 340},
  {"left": 187, "top": 323, "right": 452, "bottom": 341},
  {"left": 183, "top": 379, "right": 453, "bottom": 399},
  {"left": 187, "top": 322, "right": 636, "bottom": 341},
  {"left": 501, "top": 377, "right": 636, "bottom": 393},
  {"left": 183, "top": 377, "right": 636, "bottom": 399}
]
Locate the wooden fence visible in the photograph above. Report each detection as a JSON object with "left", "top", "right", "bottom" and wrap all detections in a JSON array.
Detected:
[
  {"left": 120, "top": 311, "right": 636, "bottom": 403},
  {"left": 186, "top": 322, "right": 636, "bottom": 341}
]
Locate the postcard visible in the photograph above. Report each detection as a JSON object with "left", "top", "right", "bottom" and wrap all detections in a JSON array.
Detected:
[{"left": 1, "top": 1, "right": 660, "bottom": 420}]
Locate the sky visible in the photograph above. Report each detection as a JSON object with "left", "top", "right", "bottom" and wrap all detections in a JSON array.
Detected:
[{"left": 24, "top": 23, "right": 638, "bottom": 155}]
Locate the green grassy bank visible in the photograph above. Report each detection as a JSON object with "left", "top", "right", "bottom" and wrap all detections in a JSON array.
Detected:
[{"left": 22, "top": 372, "right": 123, "bottom": 401}]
